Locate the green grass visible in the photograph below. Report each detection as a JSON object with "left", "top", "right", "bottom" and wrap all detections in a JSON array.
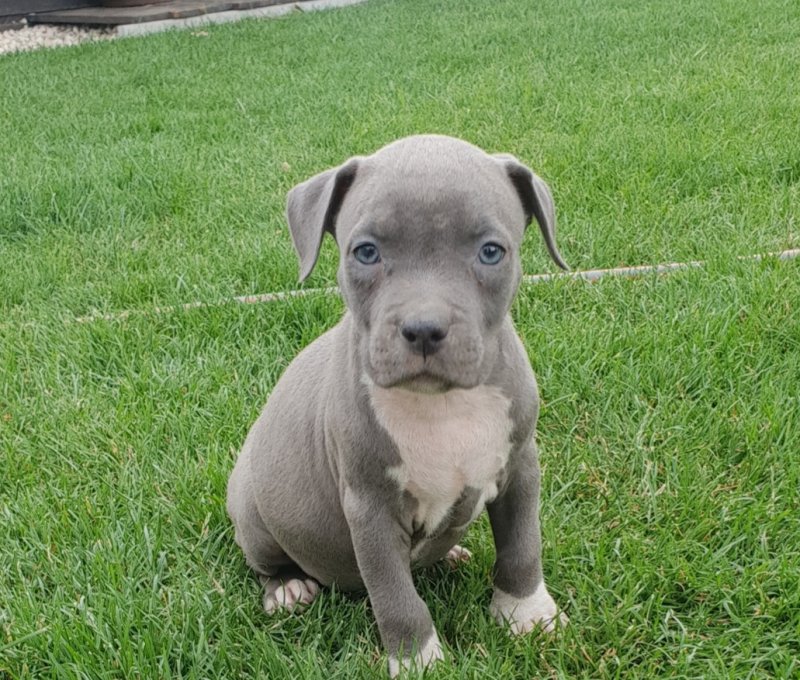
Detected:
[{"left": 1, "top": 0, "right": 799, "bottom": 677}]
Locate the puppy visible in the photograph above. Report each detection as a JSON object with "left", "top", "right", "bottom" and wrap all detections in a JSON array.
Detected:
[{"left": 227, "top": 135, "right": 569, "bottom": 675}]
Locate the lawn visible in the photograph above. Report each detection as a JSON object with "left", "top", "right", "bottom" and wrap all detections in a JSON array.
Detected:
[{"left": 1, "top": 0, "right": 799, "bottom": 677}]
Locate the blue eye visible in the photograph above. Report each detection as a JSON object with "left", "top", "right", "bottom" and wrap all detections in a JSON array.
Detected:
[
  {"left": 479, "top": 242, "right": 506, "bottom": 265},
  {"left": 353, "top": 243, "right": 381, "bottom": 265}
]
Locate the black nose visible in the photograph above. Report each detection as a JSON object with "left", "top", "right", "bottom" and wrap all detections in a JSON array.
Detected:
[{"left": 400, "top": 321, "right": 448, "bottom": 358}]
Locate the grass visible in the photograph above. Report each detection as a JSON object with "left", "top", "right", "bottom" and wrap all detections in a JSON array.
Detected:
[{"left": 1, "top": 0, "right": 799, "bottom": 677}]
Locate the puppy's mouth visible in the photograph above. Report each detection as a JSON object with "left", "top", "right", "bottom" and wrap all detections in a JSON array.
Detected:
[
  {"left": 369, "top": 365, "right": 481, "bottom": 393},
  {"left": 393, "top": 373, "right": 454, "bottom": 394}
]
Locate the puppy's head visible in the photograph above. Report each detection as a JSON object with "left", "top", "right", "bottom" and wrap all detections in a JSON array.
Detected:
[{"left": 286, "top": 135, "right": 568, "bottom": 392}]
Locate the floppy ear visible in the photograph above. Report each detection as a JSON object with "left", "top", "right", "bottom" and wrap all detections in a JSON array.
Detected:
[
  {"left": 494, "top": 154, "right": 569, "bottom": 270},
  {"left": 286, "top": 158, "right": 360, "bottom": 282}
]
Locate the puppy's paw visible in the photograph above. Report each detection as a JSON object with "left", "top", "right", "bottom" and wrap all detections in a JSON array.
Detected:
[
  {"left": 387, "top": 630, "right": 444, "bottom": 677},
  {"left": 263, "top": 577, "right": 320, "bottom": 614},
  {"left": 444, "top": 544, "right": 472, "bottom": 568},
  {"left": 490, "top": 581, "right": 568, "bottom": 635}
]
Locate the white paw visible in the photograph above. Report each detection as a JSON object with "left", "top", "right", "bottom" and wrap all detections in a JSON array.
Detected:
[
  {"left": 263, "top": 577, "right": 320, "bottom": 614},
  {"left": 387, "top": 629, "right": 444, "bottom": 677},
  {"left": 444, "top": 544, "right": 472, "bottom": 568},
  {"left": 490, "top": 582, "right": 568, "bottom": 635}
]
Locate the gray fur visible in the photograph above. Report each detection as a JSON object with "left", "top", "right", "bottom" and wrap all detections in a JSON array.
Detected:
[{"left": 227, "top": 135, "right": 568, "bottom": 673}]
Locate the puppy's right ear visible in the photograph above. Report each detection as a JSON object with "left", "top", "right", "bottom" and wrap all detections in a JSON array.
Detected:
[{"left": 286, "top": 158, "right": 360, "bottom": 282}]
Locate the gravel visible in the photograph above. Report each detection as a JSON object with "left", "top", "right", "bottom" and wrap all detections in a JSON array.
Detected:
[{"left": 0, "top": 22, "right": 115, "bottom": 56}]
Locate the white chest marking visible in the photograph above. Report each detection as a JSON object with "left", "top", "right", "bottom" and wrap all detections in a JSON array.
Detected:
[{"left": 369, "top": 383, "right": 513, "bottom": 535}]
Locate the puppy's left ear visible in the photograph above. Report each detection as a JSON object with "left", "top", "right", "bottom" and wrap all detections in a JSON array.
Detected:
[
  {"left": 286, "top": 158, "right": 361, "bottom": 282},
  {"left": 495, "top": 154, "right": 569, "bottom": 270}
]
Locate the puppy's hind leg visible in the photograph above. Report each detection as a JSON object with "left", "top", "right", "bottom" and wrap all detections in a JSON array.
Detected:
[{"left": 227, "top": 456, "right": 319, "bottom": 613}]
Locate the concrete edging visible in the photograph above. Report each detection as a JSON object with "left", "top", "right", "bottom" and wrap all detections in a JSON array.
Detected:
[{"left": 115, "top": 0, "right": 368, "bottom": 37}]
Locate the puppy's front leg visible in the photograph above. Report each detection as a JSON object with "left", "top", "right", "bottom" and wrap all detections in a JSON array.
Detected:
[
  {"left": 487, "top": 442, "right": 568, "bottom": 634},
  {"left": 343, "top": 488, "right": 444, "bottom": 676}
]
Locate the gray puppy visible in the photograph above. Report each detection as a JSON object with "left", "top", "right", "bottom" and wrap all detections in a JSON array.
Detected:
[{"left": 227, "top": 135, "right": 569, "bottom": 675}]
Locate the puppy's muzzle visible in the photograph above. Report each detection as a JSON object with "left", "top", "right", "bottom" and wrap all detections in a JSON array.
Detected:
[{"left": 400, "top": 319, "right": 449, "bottom": 359}]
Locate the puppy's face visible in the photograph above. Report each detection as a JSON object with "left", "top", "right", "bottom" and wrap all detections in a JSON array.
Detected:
[
  {"left": 335, "top": 156, "right": 523, "bottom": 391},
  {"left": 286, "top": 135, "right": 568, "bottom": 392}
]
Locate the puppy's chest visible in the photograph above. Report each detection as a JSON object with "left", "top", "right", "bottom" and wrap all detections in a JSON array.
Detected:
[{"left": 370, "top": 385, "right": 514, "bottom": 535}]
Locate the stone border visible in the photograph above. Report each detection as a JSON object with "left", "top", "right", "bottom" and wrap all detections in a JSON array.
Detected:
[{"left": 115, "top": 0, "right": 368, "bottom": 37}]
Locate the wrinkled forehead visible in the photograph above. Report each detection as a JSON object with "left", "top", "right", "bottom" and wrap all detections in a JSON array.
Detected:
[{"left": 336, "top": 153, "right": 526, "bottom": 247}]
